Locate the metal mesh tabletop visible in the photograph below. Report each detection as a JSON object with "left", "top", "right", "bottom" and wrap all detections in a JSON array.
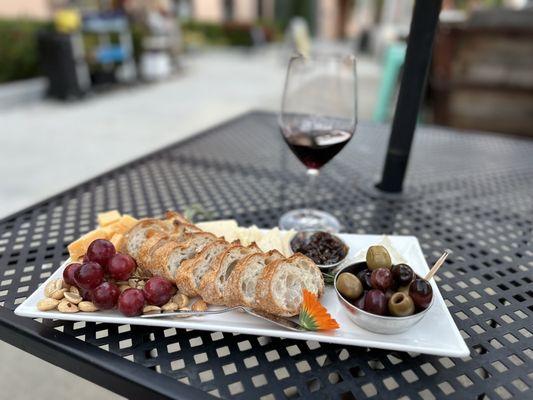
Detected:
[{"left": 0, "top": 111, "right": 532, "bottom": 400}]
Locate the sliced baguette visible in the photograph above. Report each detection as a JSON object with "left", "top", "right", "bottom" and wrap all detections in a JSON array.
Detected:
[
  {"left": 123, "top": 219, "right": 171, "bottom": 258},
  {"left": 198, "top": 243, "right": 260, "bottom": 305},
  {"left": 175, "top": 239, "right": 230, "bottom": 296},
  {"left": 225, "top": 250, "right": 284, "bottom": 307},
  {"left": 254, "top": 254, "right": 324, "bottom": 317},
  {"left": 165, "top": 232, "right": 217, "bottom": 281},
  {"left": 136, "top": 230, "right": 169, "bottom": 273},
  {"left": 164, "top": 210, "right": 191, "bottom": 225}
]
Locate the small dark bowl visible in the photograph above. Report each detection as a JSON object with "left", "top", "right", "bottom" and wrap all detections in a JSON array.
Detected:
[
  {"left": 290, "top": 230, "right": 349, "bottom": 273},
  {"left": 334, "top": 262, "right": 434, "bottom": 334}
]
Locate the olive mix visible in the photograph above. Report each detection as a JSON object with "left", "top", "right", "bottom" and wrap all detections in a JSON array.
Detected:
[{"left": 336, "top": 245, "right": 433, "bottom": 317}]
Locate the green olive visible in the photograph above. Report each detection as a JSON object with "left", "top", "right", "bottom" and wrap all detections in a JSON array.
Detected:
[
  {"left": 397, "top": 285, "right": 410, "bottom": 294},
  {"left": 388, "top": 292, "right": 415, "bottom": 317},
  {"left": 337, "top": 272, "right": 363, "bottom": 300},
  {"left": 366, "top": 245, "right": 392, "bottom": 270}
]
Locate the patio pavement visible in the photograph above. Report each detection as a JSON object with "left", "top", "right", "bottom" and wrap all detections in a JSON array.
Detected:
[{"left": 0, "top": 46, "right": 381, "bottom": 399}]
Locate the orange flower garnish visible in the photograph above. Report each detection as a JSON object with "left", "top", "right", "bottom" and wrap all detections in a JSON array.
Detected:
[{"left": 299, "top": 289, "right": 340, "bottom": 331}]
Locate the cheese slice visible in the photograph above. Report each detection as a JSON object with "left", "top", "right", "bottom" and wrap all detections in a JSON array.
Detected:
[
  {"left": 104, "top": 215, "right": 139, "bottom": 235},
  {"left": 117, "top": 214, "right": 138, "bottom": 231},
  {"left": 67, "top": 228, "right": 108, "bottom": 260},
  {"left": 197, "top": 220, "right": 239, "bottom": 242},
  {"left": 110, "top": 233, "right": 125, "bottom": 251},
  {"left": 97, "top": 210, "right": 121, "bottom": 227}
]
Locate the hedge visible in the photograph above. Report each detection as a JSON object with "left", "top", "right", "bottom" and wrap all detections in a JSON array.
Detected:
[{"left": 0, "top": 19, "right": 51, "bottom": 83}]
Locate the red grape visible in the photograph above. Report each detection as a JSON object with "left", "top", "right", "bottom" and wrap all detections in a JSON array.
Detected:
[
  {"left": 364, "top": 289, "right": 387, "bottom": 315},
  {"left": 92, "top": 282, "right": 120, "bottom": 310},
  {"left": 86, "top": 239, "right": 116, "bottom": 268},
  {"left": 63, "top": 263, "right": 81, "bottom": 286},
  {"left": 80, "top": 287, "right": 92, "bottom": 301},
  {"left": 409, "top": 278, "right": 433, "bottom": 309},
  {"left": 118, "top": 288, "right": 145, "bottom": 317},
  {"left": 370, "top": 268, "right": 393, "bottom": 291},
  {"left": 75, "top": 262, "right": 104, "bottom": 290},
  {"left": 83, "top": 254, "right": 90, "bottom": 263},
  {"left": 143, "top": 277, "right": 175, "bottom": 306},
  {"left": 107, "top": 253, "right": 137, "bottom": 280}
]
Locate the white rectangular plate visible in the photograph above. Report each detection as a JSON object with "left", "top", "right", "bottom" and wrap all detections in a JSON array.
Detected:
[{"left": 15, "top": 234, "right": 469, "bottom": 357}]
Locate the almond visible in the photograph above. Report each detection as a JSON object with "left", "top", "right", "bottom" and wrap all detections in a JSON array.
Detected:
[
  {"left": 58, "top": 300, "right": 79, "bottom": 313},
  {"left": 37, "top": 298, "right": 59, "bottom": 311},
  {"left": 55, "top": 279, "right": 65, "bottom": 291},
  {"left": 161, "top": 301, "right": 179, "bottom": 312},
  {"left": 78, "top": 301, "right": 98, "bottom": 312},
  {"left": 143, "top": 305, "right": 161, "bottom": 315},
  {"left": 64, "top": 291, "right": 82, "bottom": 304},
  {"left": 44, "top": 280, "right": 59, "bottom": 297},
  {"left": 50, "top": 288, "right": 67, "bottom": 300},
  {"left": 69, "top": 286, "right": 80, "bottom": 295},
  {"left": 174, "top": 307, "right": 192, "bottom": 318},
  {"left": 172, "top": 293, "right": 189, "bottom": 309},
  {"left": 119, "top": 284, "right": 131, "bottom": 293},
  {"left": 191, "top": 299, "right": 208, "bottom": 312}
]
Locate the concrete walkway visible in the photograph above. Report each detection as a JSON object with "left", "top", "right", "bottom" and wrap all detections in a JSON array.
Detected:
[{"left": 0, "top": 47, "right": 381, "bottom": 399}]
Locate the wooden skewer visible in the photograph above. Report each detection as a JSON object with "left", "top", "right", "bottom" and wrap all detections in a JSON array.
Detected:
[{"left": 424, "top": 251, "right": 449, "bottom": 281}]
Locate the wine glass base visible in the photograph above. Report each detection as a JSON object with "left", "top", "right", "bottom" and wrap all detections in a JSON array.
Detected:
[{"left": 278, "top": 209, "right": 341, "bottom": 232}]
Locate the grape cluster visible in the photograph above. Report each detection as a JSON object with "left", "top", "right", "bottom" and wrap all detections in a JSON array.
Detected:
[{"left": 63, "top": 239, "right": 175, "bottom": 317}]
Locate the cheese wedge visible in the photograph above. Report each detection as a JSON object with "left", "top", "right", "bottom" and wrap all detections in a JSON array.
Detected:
[
  {"left": 197, "top": 220, "right": 239, "bottom": 242},
  {"left": 110, "top": 233, "right": 125, "bottom": 251},
  {"left": 67, "top": 228, "right": 108, "bottom": 260},
  {"left": 97, "top": 210, "right": 121, "bottom": 227},
  {"left": 104, "top": 215, "right": 139, "bottom": 236},
  {"left": 117, "top": 214, "right": 138, "bottom": 232}
]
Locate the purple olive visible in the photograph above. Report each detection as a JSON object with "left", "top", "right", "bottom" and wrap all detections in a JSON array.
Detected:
[
  {"left": 364, "top": 289, "right": 387, "bottom": 315},
  {"left": 391, "top": 264, "right": 414, "bottom": 287},
  {"left": 353, "top": 291, "right": 367, "bottom": 309},
  {"left": 370, "top": 268, "right": 393, "bottom": 291},
  {"left": 409, "top": 278, "right": 433, "bottom": 309},
  {"left": 356, "top": 269, "right": 373, "bottom": 290}
]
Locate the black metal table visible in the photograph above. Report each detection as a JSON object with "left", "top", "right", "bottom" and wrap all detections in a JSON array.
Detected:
[{"left": 0, "top": 111, "right": 531, "bottom": 400}]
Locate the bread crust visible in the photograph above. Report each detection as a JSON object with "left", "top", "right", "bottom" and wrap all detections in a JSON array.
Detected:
[
  {"left": 255, "top": 254, "right": 324, "bottom": 317},
  {"left": 198, "top": 244, "right": 259, "bottom": 305},
  {"left": 121, "top": 213, "right": 325, "bottom": 317},
  {"left": 225, "top": 250, "right": 283, "bottom": 307},
  {"left": 175, "top": 239, "right": 229, "bottom": 296}
]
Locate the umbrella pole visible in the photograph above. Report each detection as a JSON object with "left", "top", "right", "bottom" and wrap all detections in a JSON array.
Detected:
[{"left": 376, "top": 0, "right": 443, "bottom": 193}]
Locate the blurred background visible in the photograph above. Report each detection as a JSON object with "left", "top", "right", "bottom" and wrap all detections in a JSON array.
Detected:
[{"left": 0, "top": 0, "right": 532, "bottom": 398}]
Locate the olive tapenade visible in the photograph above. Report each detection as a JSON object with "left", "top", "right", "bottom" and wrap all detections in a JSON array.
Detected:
[{"left": 291, "top": 231, "right": 348, "bottom": 266}]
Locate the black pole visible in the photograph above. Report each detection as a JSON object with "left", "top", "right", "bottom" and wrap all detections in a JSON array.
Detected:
[{"left": 376, "top": 0, "right": 443, "bottom": 193}]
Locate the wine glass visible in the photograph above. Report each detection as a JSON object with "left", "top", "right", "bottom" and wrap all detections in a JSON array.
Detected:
[{"left": 278, "top": 53, "right": 357, "bottom": 232}]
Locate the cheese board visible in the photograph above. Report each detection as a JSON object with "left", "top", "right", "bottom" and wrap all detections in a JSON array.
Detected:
[{"left": 16, "top": 231, "right": 469, "bottom": 357}]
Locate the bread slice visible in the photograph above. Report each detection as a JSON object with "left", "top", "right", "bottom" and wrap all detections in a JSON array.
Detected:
[
  {"left": 254, "top": 254, "right": 324, "bottom": 317},
  {"left": 146, "top": 240, "right": 182, "bottom": 280},
  {"left": 175, "top": 239, "right": 230, "bottom": 296},
  {"left": 164, "top": 210, "right": 191, "bottom": 225},
  {"left": 225, "top": 250, "right": 284, "bottom": 307},
  {"left": 136, "top": 230, "right": 169, "bottom": 273},
  {"left": 165, "top": 232, "right": 217, "bottom": 281},
  {"left": 123, "top": 219, "right": 171, "bottom": 258},
  {"left": 289, "top": 253, "right": 324, "bottom": 298},
  {"left": 198, "top": 243, "right": 260, "bottom": 305}
]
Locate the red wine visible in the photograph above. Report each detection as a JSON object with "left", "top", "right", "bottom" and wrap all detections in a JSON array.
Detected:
[{"left": 282, "top": 128, "right": 352, "bottom": 169}]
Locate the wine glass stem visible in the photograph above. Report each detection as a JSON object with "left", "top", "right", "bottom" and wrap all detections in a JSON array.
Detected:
[{"left": 306, "top": 169, "right": 319, "bottom": 209}]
